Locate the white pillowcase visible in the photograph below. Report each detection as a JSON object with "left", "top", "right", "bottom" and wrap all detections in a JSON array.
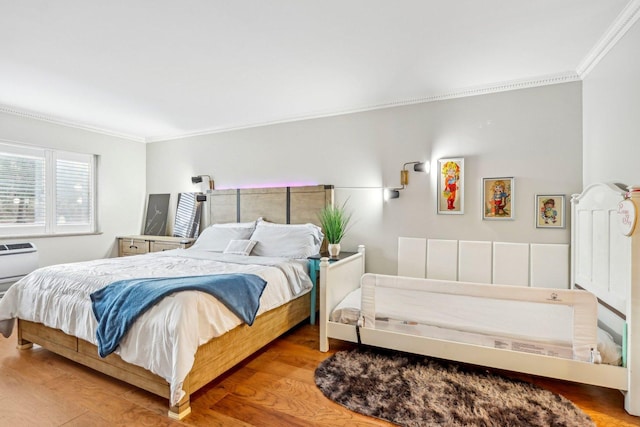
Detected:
[
  {"left": 223, "top": 239, "right": 257, "bottom": 256},
  {"left": 597, "top": 327, "right": 622, "bottom": 366},
  {"left": 250, "top": 220, "right": 324, "bottom": 258},
  {"left": 189, "top": 221, "right": 256, "bottom": 252}
]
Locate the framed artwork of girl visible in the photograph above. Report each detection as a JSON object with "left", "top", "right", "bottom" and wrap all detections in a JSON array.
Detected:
[
  {"left": 483, "top": 177, "right": 514, "bottom": 220},
  {"left": 535, "top": 194, "right": 566, "bottom": 228},
  {"left": 437, "top": 158, "right": 464, "bottom": 214}
]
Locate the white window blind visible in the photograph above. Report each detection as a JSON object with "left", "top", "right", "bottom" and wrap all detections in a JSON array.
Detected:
[{"left": 0, "top": 142, "right": 96, "bottom": 236}]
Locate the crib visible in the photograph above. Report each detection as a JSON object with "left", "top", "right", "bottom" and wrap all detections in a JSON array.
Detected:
[{"left": 319, "top": 182, "right": 640, "bottom": 416}]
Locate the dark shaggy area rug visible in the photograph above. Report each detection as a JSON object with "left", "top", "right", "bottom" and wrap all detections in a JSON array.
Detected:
[{"left": 315, "top": 347, "right": 595, "bottom": 427}]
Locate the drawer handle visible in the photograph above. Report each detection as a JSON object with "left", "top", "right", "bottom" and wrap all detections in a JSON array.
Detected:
[{"left": 129, "top": 245, "right": 138, "bottom": 249}]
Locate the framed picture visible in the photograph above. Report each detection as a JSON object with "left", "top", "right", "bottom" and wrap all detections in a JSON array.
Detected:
[
  {"left": 143, "top": 193, "right": 170, "bottom": 235},
  {"left": 535, "top": 194, "right": 566, "bottom": 229},
  {"left": 437, "top": 158, "right": 464, "bottom": 214},
  {"left": 482, "top": 177, "right": 514, "bottom": 220}
]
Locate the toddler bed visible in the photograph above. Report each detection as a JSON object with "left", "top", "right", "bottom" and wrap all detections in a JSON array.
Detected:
[
  {"left": 319, "top": 182, "right": 640, "bottom": 416},
  {"left": 0, "top": 184, "right": 333, "bottom": 419}
]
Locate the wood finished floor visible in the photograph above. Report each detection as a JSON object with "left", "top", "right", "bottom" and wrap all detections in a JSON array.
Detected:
[{"left": 1, "top": 321, "right": 639, "bottom": 426}]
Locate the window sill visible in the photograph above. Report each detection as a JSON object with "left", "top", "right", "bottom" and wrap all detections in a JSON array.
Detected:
[{"left": 0, "top": 231, "right": 104, "bottom": 240}]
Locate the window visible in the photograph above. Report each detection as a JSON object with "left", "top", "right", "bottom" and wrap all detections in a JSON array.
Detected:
[{"left": 0, "top": 141, "right": 97, "bottom": 236}]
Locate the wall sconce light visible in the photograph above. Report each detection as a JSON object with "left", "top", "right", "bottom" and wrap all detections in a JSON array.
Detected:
[
  {"left": 400, "top": 161, "right": 428, "bottom": 186},
  {"left": 385, "top": 161, "right": 428, "bottom": 200},
  {"left": 191, "top": 175, "right": 214, "bottom": 191},
  {"left": 384, "top": 188, "right": 400, "bottom": 201}
]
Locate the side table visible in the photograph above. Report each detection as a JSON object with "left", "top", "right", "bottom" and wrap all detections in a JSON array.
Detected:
[{"left": 307, "top": 251, "right": 357, "bottom": 325}]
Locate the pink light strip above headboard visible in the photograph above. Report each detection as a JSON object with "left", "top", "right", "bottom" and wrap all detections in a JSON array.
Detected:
[{"left": 216, "top": 181, "right": 318, "bottom": 190}]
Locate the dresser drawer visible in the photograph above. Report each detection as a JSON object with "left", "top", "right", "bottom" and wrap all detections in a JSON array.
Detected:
[
  {"left": 117, "top": 235, "right": 195, "bottom": 256},
  {"left": 119, "top": 238, "right": 150, "bottom": 256},
  {"left": 150, "top": 241, "right": 184, "bottom": 252}
]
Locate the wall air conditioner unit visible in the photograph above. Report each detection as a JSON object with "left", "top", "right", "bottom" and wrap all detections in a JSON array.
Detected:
[{"left": 0, "top": 243, "right": 38, "bottom": 299}]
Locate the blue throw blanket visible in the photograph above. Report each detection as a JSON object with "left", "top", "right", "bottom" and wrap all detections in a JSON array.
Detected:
[{"left": 90, "top": 273, "right": 267, "bottom": 358}]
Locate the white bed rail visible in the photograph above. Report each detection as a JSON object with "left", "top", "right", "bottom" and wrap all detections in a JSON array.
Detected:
[
  {"left": 319, "top": 245, "right": 365, "bottom": 352},
  {"left": 358, "top": 328, "right": 627, "bottom": 391},
  {"left": 353, "top": 272, "right": 627, "bottom": 392},
  {"left": 360, "top": 273, "right": 598, "bottom": 362}
]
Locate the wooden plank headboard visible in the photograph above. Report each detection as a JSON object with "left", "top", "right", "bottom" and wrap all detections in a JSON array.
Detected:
[{"left": 206, "top": 185, "right": 334, "bottom": 226}]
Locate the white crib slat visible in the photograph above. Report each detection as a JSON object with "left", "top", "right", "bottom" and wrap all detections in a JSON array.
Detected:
[
  {"left": 398, "top": 237, "right": 427, "bottom": 278},
  {"left": 592, "top": 210, "right": 611, "bottom": 295},
  {"left": 575, "top": 210, "right": 593, "bottom": 285},
  {"left": 493, "top": 242, "right": 529, "bottom": 286},
  {"left": 458, "top": 241, "right": 492, "bottom": 283},
  {"left": 609, "top": 218, "right": 631, "bottom": 314},
  {"left": 530, "top": 243, "right": 570, "bottom": 289},
  {"left": 426, "top": 239, "right": 458, "bottom": 280}
]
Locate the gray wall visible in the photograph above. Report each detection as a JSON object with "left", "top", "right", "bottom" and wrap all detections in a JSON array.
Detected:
[
  {"left": 0, "top": 112, "right": 147, "bottom": 267},
  {"left": 147, "top": 82, "right": 583, "bottom": 274},
  {"left": 583, "top": 19, "right": 640, "bottom": 187}
]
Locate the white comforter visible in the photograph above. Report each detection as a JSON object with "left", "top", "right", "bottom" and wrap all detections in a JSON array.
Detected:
[{"left": 0, "top": 249, "right": 312, "bottom": 406}]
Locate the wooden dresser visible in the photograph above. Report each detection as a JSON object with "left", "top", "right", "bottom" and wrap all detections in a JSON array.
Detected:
[{"left": 117, "top": 235, "right": 195, "bottom": 256}]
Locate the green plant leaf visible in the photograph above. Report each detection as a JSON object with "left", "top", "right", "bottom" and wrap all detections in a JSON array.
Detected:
[{"left": 318, "top": 199, "right": 352, "bottom": 244}]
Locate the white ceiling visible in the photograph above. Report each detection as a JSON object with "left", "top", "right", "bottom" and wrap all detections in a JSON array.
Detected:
[{"left": 0, "top": 1, "right": 635, "bottom": 142}]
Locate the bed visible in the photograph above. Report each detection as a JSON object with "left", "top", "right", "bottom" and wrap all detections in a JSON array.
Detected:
[
  {"left": 319, "top": 182, "right": 640, "bottom": 416},
  {"left": 0, "top": 184, "right": 334, "bottom": 420}
]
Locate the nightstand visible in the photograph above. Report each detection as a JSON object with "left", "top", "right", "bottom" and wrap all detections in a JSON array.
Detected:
[
  {"left": 307, "top": 251, "right": 357, "bottom": 325},
  {"left": 117, "top": 235, "right": 195, "bottom": 257}
]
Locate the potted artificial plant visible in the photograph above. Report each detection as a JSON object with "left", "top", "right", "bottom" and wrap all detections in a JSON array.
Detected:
[{"left": 319, "top": 199, "right": 352, "bottom": 257}]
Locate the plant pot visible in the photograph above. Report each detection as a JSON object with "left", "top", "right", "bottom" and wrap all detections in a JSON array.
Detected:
[{"left": 328, "top": 243, "right": 341, "bottom": 258}]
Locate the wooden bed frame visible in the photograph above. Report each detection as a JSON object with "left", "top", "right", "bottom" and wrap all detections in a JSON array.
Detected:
[
  {"left": 319, "top": 183, "right": 640, "bottom": 416},
  {"left": 14, "top": 184, "right": 333, "bottom": 419}
]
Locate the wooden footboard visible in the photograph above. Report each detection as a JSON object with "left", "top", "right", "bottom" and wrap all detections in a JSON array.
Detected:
[{"left": 16, "top": 293, "right": 310, "bottom": 419}]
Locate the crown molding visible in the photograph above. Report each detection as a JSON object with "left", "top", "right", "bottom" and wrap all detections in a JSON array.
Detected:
[
  {"left": 0, "top": 71, "right": 583, "bottom": 144},
  {"left": 378, "top": 72, "right": 581, "bottom": 105},
  {"left": 577, "top": 0, "right": 640, "bottom": 78},
  {"left": 0, "top": 104, "right": 146, "bottom": 143},
  {"left": 146, "top": 71, "right": 580, "bottom": 143}
]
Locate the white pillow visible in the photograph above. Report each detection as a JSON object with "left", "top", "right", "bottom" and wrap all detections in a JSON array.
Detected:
[
  {"left": 223, "top": 239, "right": 257, "bottom": 256},
  {"left": 250, "top": 220, "right": 324, "bottom": 258},
  {"left": 189, "top": 221, "right": 256, "bottom": 252},
  {"left": 597, "top": 327, "right": 622, "bottom": 366}
]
